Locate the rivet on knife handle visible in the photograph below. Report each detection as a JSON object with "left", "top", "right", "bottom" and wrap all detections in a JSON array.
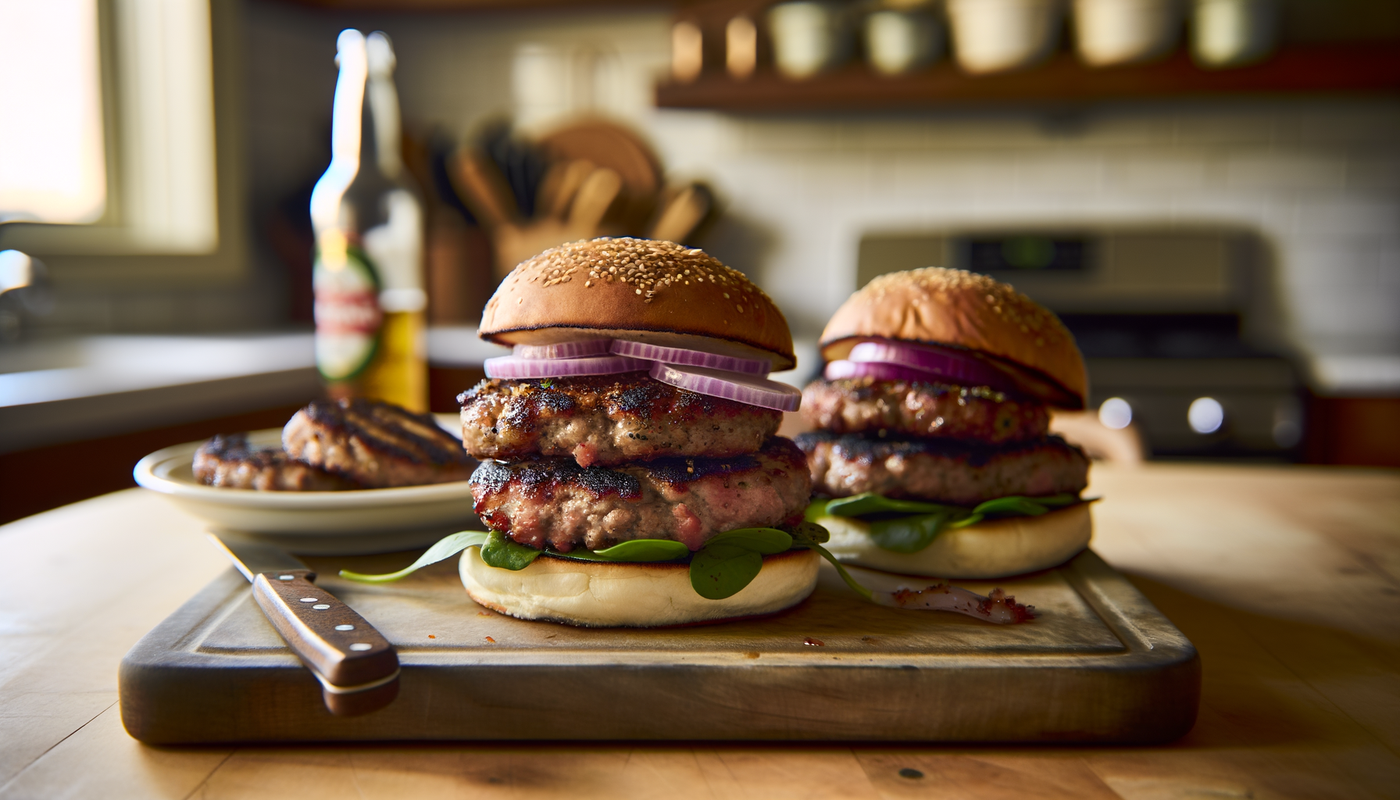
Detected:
[{"left": 251, "top": 571, "right": 399, "bottom": 706}]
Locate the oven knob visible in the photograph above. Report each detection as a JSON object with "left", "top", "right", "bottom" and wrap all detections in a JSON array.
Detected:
[
  {"left": 1098, "top": 397, "right": 1133, "bottom": 430},
  {"left": 1188, "top": 397, "right": 1225, "bottom": 434}
]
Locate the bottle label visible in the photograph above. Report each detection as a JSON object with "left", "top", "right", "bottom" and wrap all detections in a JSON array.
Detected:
[{"left": 314, "top": 240, "right": 383, "bottom": 382}]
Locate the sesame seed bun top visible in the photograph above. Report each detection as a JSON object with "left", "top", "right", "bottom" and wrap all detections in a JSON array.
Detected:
[
  {"left": 820, "top": 268, "right": 1087, "bottom": 408},
  {"left": 479, "top": 238, "right": 796, "bottom": 370}
]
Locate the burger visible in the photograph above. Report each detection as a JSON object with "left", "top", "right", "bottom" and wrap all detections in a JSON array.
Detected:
[
  {"left": 797, "top": 268, "right": 1092, "bottom": 579},
  {"left": 453, "top": 238, "right": 821, "bottom": 627}
]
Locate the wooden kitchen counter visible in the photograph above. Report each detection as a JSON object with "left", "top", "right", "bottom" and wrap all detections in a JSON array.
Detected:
[{"left": 1, "top": 463, "right": 1397, "bottom": 798}]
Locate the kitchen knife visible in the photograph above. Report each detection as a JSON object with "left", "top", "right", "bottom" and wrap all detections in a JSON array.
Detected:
[{"left": 207, "top": 534, "right": 399, "bottom": 717}]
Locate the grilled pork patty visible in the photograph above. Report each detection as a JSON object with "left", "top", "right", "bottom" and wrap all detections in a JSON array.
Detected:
[
  {"left": 459, "top": 373, "right": 782, "bottom": 468},
  {"left": 796, "top": 430, "right": 1089, "bottom": 507},
  {"left": 283, "top": 398, "right": 476, "bottom": 488},
  {"left": 801, "top": 378, "right": 1050, "bottom": 445},
  {"left": 193, "top": 433, "right": 356, "bottom": 491},
  {"left": 470, "top": 436, "right": 811, "bottom": 553}
]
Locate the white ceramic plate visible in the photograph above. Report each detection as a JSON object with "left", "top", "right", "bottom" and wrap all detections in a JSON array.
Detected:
[{"left": 133, "top": 421, "right": 481, "bottom": 555}]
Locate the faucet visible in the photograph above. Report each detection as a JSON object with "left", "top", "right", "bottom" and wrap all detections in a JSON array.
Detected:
[{"left": 0, "top": 250, "right": 53, "bottom": 343}]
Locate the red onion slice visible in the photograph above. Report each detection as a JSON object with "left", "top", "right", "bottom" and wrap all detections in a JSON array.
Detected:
[
  {"left": 846, "top": 341, "right": 1019, "bottom": 394},
  {"left": 513, "top": 340, "right": 613, "bottom": 359},
  {"left": 825, "top": 360, "right": 935, "bottom": 383},
  {"left": 611, "top": 339, "right": 771, "bottom": 375},
  {"left": 484, "top": 354, "right": 647, "bottom": 379},
  {"left": 649, "top": 362, "right": 801, "bottom": 412}
]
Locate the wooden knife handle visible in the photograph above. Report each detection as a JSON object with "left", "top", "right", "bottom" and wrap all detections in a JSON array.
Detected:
[{"left": 251, "top": 571, "right": 399, "bottom": 715}]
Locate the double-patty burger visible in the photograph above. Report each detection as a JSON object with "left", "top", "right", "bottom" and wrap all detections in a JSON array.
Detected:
[
  {"left": 457, "top": 238, "right": 818, "bottom": 627},
  {"left": 799, "top": 268, "right": 1093, "bottom": 579}
]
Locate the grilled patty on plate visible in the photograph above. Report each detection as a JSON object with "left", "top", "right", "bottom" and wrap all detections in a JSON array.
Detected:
[
  {"left": 284, "top": 398, "right": 477, "bottom": 488},
  {"left": 194, "top": 433, "right": 357, "bottom": 491}
]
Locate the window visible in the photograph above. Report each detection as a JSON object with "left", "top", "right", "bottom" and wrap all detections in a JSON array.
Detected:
[
  {"left": 0, "top": 0, "right": 107, "bottom": 225},
  {"left": 0, "top": 0, "right": 225, "bottom": 260}
]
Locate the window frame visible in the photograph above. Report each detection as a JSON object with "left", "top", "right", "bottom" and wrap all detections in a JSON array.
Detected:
[{"left": 0, "top": 0, "right": 248, "bottom": 289}]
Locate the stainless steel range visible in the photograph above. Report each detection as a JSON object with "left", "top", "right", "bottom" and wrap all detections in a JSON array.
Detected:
[{"left": 857, "top": 227, "right": 1305, "bottom": 460}]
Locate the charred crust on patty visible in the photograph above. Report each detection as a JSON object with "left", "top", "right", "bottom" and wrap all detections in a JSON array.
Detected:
[
  {"left": 471, "top": 459, "right": 645, "bottom": 502},
  {"left": 795, "top": 429, "right": 1081, "bottom": 466},
  {"left": 300, "top": 399, "right": 466, "bottom": 466},
  {"left": 801, "top": 377, "right": 1051, "bottom": 445},
  {"left": 459, "top": 372, "right": 781, "bottom": 466},
  {"left": 284, "top": 398, "right": 476, "bottom": 488},
  {"left": 469, "top": 437, "right": 811, "bottom": 552},
  {"left": 797, "top": 430, "right": 1089, "bottom": 506},
  {"left": 193, "top": 433, "right": 357, "bottom": 491}
]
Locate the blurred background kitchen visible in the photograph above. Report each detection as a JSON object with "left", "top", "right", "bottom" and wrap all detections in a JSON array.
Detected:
[{"left": 1, "top": 0, "right": 1397, "bottom": 522}]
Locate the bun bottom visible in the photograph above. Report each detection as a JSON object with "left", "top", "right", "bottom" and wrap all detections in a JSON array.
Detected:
[
  {"left": 811, "top": 503, "right": 1092, "bottom": 579},
  {"left": 459, "top": 547, "right": 819, "bottom": 627}
]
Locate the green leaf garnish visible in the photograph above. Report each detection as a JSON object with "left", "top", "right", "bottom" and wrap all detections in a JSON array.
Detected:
[
  {"left": 868, "top": 511, "right": 958, "bottom": 553},
  {"left": 808, "top": 493, "right": 1088, "bottom": 553},
  {"left": 784, "top": 520, "right": 831, "bottom": 546},
  {"left": 338, "top": 530, "right": 489, "bottom": 583},
  {"left": 687, "top": 528, "right": 794, "bottom": 600},
  {"left": 547, "top": 538, "right": 690, "bottom": 563},
  {"left": 689, "top": 546, "right": 764, "bottom": 600},
  {"left": 704, "top": 527, "right": 793, "bottom": 554},
  {"left": 337, "top": 522, "right": 888, "bottom": 608},
  {"left": 481, "top": 530, "right": 543, "bottom": 571},
  {"left": 971, "top": 496, "right": 1052, "bottom": 516},
  {"left": 824, "top": 493, "right": 960, "bottom": 518}
]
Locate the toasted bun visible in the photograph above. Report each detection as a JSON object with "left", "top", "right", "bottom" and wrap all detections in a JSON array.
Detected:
[
  {"left": 811, "top": 503, "right": 1092, "bottom": 579},
  {"left": 820, "top": 268, "right": 1086, "bottom": 408},
  {"left": 479, "top": 238, "right": 796, "bottom": 370},
  {"left": 459, "top": 547, "right": 819, "bottom": 627}
]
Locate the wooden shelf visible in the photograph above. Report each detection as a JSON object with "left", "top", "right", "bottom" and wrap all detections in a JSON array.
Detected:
[{"left": 656, "top": 43, "right": 1400, "bottom": 111}]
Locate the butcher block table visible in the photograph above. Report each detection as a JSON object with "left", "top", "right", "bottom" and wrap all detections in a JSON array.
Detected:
[{"left": 1, "top": 463, "right": 1397, "bottom": 799}]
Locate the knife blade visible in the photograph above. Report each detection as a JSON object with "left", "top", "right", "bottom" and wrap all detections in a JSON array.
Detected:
[{"left": 207, "top": 533, "right": 399, "bottom": 717}]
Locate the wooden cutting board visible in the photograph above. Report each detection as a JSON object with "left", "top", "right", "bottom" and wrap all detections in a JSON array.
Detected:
[{"left": 119, "top": 549, "right": 1199, "bottom": 744}]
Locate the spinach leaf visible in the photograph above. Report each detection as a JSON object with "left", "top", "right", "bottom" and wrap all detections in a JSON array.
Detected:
[
  {"left": 867, "top": 512, "right": 958, "bottom": 553},
  {"left": 809, "top": 492, "right": 1088, "bottom": 552},
  {"left": 689, "top": 545, "right": 765, "bottom": 600},
  {"left": 339, "top": 530, "right": 489, "bottom": 583},
  {"left": 971, "top": 496, "right": 1053, "bottom": 517},
  {"left": 823, "top": 493, "right": 959, "bottom": 518},
  {"left": 481, "top": 531, "right": 543, "bottom": 571},
  {"left": 1027, "top": 493, "right": 1080, "bottom": 509},
  {"left": 687, "top": 528, "right": 794, "bottom": 599},
  {"left": 794, "top": 524, "right": 873, "bottom": 602},
  {"left": 704, "top": 527, "right": 793, "bottom": 554},
  {"left": 548, "top": 539, "right": 690, "bottom": 563},
  {"left": 783, "top": 520, "right": 831, "bottom": 546},
  {"left": 948, "top": 494, "right": 1084, "bottom": 529}
]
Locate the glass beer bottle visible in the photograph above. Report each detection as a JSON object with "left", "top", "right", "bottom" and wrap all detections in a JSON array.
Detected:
[{"left": 309, "top": 30, "right": 427, "bottom": 412}]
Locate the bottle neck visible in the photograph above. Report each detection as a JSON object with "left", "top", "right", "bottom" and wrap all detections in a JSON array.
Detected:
[
  {"left": 311, "top": 30, "right": 367, "bottom": 237},
  {"left": 329, "top": 34, "right": 368, "bottom": 169},
  {"left": 366, "top": 72, "right": 402, "bottom": 180}
]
